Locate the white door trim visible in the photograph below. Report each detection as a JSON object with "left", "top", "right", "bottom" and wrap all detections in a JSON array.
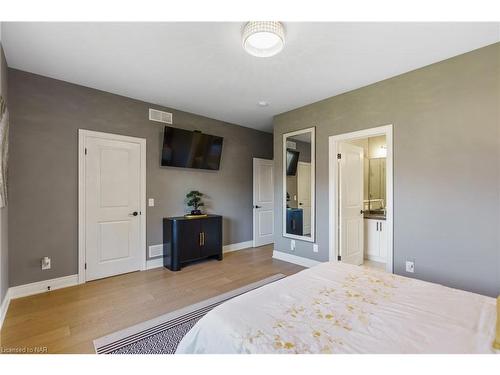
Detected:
[
  {"left": 328, "top": 125, "right": 393, "bottom": 273},
  {"left": 78, "top": 129, "right": 147, "bottom": 284}
]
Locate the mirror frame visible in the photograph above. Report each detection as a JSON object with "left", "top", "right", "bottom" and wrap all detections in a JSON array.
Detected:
[{"left": 282, "top": 127, "right": 316, "bottom": 243}]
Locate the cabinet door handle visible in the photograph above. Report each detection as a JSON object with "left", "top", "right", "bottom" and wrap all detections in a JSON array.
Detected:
[
  {"left": 376, "top": 222, "right": 379, "bottom": 231},
  {"left": 202, "top": 232, "right": 205, "bottom": 246},
  {"left": 379, "top": 222, "right": 382, "bottom": 231},
  {"left": 199, "top": 232, "right": 203, "bottom": 246}
]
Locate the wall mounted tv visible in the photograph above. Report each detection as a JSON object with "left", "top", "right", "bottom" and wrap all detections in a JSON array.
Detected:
[
  {"left": 286, "top": 149, "right": 300, "bottom": 176},
  {"left": 161, "top": 126, "right": 224, "bottom": 170}
]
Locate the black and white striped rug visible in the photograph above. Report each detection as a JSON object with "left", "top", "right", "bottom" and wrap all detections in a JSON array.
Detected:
[{"left": 93, "top": 273, "right": 286, "bottom": 354}]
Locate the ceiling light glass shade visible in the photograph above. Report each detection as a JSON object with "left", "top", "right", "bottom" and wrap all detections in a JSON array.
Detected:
[{"left": 242, "top": 22, "right": 285, "bottom": 57}]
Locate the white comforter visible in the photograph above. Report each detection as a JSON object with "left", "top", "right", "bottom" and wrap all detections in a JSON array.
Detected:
[{"left": 176, "top": 262, "right": 498, "bottom": 354}]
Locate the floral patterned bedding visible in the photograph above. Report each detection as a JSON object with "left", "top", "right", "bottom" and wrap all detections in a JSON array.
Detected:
[{"left": 176, "top": 262, "right": 498, "bottom": 354}]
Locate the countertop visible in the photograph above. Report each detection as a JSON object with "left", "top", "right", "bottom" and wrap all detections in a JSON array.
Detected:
[{"left": 364, "top": 214, "right": 386, "bottom": 221}]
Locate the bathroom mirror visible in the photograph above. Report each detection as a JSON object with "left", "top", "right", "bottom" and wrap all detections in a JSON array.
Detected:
[
  {"left": 283, "top": 127, "right": 315, "bottom": 242},
  {"left": 368, "top": 157, "right": 386, "bottom": 211}
]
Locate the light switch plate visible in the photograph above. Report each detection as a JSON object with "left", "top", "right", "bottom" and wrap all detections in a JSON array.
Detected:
[
  {"left": 405, "top": 260, "right": 415, "bottom": 273},
  {"left": 313, "top": 244, "right": 319, "bottom": 253},
  {"left": 41, "top": 256, "right": 51, "bottom": 270},
  {"left": 148, "top": 198, "right": 155, "bottom": 207}
]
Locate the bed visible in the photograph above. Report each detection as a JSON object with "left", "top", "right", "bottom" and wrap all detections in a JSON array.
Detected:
[{"left": 176, "top": 262, "right": 498, "bottom": 354}]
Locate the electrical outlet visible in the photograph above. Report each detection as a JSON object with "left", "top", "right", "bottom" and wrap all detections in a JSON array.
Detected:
[
  {"left": 41, "top": 256, "right": 51, "bottom": 270},
  {"left": 313, "top": 243, "right": 319, "bottom": 253},
  {"left": 405, "top": 260, "right": 415, "bottom": 273},
  {"left": 291, "top": 240, "right": 296, "bottom": 251},
  {"left": 148, "top": 198, "right": 155, "bottom": 207}
]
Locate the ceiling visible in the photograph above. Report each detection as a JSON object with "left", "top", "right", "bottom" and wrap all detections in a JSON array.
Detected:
[{"left": 2, "top": 22, "right": 499, "bottom": 132}]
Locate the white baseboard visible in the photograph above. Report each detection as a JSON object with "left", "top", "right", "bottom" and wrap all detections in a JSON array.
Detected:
[
  {"left": 223, "top": 240, "right": 253, "bottom": 253},
  {"left": 0, "top": 240, "right": 258, "bottom": 327},
  {"left": 9, "top": 274, "right": 79, "bottom": 300},
  {"left": 146, "top": 257, "right": 164, "bottom": 270},
  {"left": 365, "top": 255, "right": 386, "bottom": 263},
  {"left": 0, "top": 289, "right": 11, "bottom": 330},
  {"left": 145, "top": 240, "right": 255, "bottom": 270},
  {"left": 272, "top": 250, "right": 321, "bottom": 268},
  {"left": 0, "top": 274, "right": 79, "bottom": 330}
]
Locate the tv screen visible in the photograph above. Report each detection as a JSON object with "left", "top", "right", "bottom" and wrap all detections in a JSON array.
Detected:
[
  {"left": 286, "top": 149, "right": 300, "bottom": 176},
  {"left": 161, "top": 126, "right": 223, "bottom": 170}
]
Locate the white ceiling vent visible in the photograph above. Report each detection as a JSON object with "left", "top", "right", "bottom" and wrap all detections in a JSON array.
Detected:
[{"left": 149, "top": 108, "right": 173, "bottom": 124}]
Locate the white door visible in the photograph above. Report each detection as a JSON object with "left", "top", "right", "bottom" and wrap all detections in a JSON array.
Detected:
[
  {"left": 81, "top": 130, "right": 146, "bottom": 281},
  {"left": 339, "top": 142, "right": 364, "bottom": 265},
  {"left": 297, "top": 162, "right": 311, "bottom": 235},
  {"left": 253, "top": 158, "right": 274, "bottom": 247}
]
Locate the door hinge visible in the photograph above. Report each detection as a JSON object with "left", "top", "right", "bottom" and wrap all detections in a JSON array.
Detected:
[
  {"left": 337, "top": 153, "right": 341, "bottom": 160},
  {"left": 85, "top": 148, "right": 87, "bottom": 155},
  {"left": 84, "top": 263, "right": 87, "bottom": 270},
  {"left": 337, "top": 255, "right": 342, "bottom": 261}
]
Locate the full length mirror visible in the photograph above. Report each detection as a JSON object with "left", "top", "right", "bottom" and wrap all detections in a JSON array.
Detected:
[{"left": 283, "top": 127, "right": 315, "bottom": 242}]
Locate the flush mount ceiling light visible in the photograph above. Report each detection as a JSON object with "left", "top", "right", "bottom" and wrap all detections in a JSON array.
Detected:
[{"left": 242, "top": 21, "right": 285, "bottom": 57}]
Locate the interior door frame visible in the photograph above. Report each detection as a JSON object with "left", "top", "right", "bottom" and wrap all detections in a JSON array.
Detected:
[
  {"left": 252, "top": 157, "right": 274, "bottom": 247},
  {"left": 328, "top": 124, "right": 393, "bottom": 273},
  {"left": 78, "top": 129, "right": 147, "bottom": 284}
]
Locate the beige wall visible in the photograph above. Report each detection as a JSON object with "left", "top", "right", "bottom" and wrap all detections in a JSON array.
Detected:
[{"left": 274, "top": 43, "right": 500, "bottom": 297}]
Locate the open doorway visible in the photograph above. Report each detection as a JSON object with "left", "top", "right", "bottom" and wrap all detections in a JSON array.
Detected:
[{"left": 328, "top": 125, "right": 393, "bottom": 273}]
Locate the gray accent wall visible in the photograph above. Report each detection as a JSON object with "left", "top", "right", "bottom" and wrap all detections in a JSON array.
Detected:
[
  {"left": 274, "top": 43, "right": 500, "bottom": 297},
  {"left": 8, "top": 69, "right": 272, "bottom": 287},
  {"left": 0, "top": 43, "right": 8, "bottom": 305}
]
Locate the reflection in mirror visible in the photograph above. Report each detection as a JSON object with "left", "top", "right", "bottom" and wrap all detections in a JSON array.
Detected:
[
  {"left": 368, "top": 157, "right": 386, "bottom": 211},
  {"left": 346, "top": 135, "right": 387, "bottom": 216},
  {"left": 283, "top": 128, "right": 315, "bottom": 242}
]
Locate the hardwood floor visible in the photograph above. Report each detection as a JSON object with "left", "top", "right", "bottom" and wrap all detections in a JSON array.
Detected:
[{"left": 0, "top": 245, "right": 303, "bottom": 354}]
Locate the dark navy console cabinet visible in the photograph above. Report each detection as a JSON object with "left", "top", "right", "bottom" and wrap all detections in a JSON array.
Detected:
[
  {"left": 163, "top": 214, "right": 223, "bottom": 271},
  {"left": 286, "top": 208, "right": 303, "bottom": 236}
]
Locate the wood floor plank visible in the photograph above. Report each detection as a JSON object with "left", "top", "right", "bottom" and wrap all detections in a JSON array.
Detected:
[{"left": 0, "top": 245, "right": 303, "bottom": 354}]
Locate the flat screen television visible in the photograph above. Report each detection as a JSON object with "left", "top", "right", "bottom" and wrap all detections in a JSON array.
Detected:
[
  {"left": 286, "top": 149, "right": 300, "bottom": 176},
  {"left": 161, "top": 126, "right": 223, "bottom": 170}
]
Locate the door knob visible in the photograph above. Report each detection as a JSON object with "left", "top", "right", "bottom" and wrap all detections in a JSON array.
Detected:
[
  {"left": 254, "top": 205, "right": 261, "bottom": 209},
  {"left": 130, "top": 211, "right": 138, "bottom": 216}
]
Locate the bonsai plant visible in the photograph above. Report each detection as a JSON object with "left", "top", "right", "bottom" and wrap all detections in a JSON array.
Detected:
[{"left": 186, "top": 190, "right": 204, "bottom": 215}]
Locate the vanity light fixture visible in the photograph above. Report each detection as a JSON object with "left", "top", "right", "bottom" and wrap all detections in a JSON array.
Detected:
[{"left": 242, "top": 21, "right": 285, "bottom": 57}]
